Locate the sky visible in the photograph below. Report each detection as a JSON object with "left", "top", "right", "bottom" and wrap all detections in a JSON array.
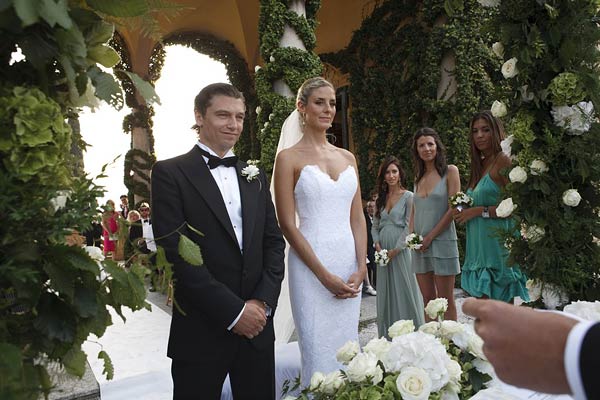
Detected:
[{"left": 79, "top": 45, "right": 229, "bottom": 207}]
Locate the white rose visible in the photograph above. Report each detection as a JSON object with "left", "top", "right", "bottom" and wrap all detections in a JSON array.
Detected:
[
  {"left": 309, "top": 371, "right": 325, "bottom": 390},
  {"left": 491, "top": 100, "right": 508, "bottom": 117},
  {"left": 524, "top": 225, "right": 545, "bottom": 243},
  {"left": 396, "top": 367, "right": 432, "bottom": 400},
  {"left": 530, "top": 159, "right": 549, "bottom": 175},
  {"left": 241, "top": 164, "right": 260, "bottom": 182},
  {"left": 519, "top": 85, "right": 534, "bottom": 102},
  {"left": 335, "top": 340, "right": 360, "bottom": 365},
  {"left": 450, "top": 323, "right": 475, "bottom": 350},
  {"left": 446, "top": 359, "right": 462, "bottom": 383},
  {"left": 473, "top": 358, "right": 495, "bottom": 375},
  {"left": 468, "top": 334, "right": 486, "bottom": 360},
  {"left": 254, "top": 65, "right": 261, "bottom": 72},
  {"left": 269, "top": 55, "right": 275, "bottom": 62},
  {"left": 388, "top": 319, "right": 415, "bottom": 338},
  {"left": 320, "top": 371, "right": 344, "bottom": 394},
  {"left": 501, "top": 57, "right": 519, "bottom": 79},
  {"left": 500, "top": 134, "right": 514, "bottom": 158},
  {"left": 425, "top": 298, "right": 448, "bottom": 320},
  {"left": 346, "top": 352, "right": 383, "bottom": 384},
  {"left": 563, "top": 301, "right": 600, "bottom": 321},
  {"left": 496, "top": 197, "right": 516, "bottom": 218},
  {"left": 440, "top": 389, "right": 460, "bottom": 400},
  {"left": 418, "top": 321, "right": 440, "bottom": 336},
  {"left": 562, "top": 189, "right": 582, "bottom": 207},
  {"left": 492, "top": 42, "right": 504, "bottom": 58},
  {"left": 85, "top": 246, "right": 105, "bottom": 262},
  {"left": 526, "top": 279, "right": 542, "bottom": 302},
  {"left": 509, "top": 166, "right": 527, "bottom": 183},
  {"left": 363, "top": 337, "right": 391, "bottom": 360},
  {"left": 440, "top": 320, "right": 463, "bottom": 339},
  {"left": 255, "top": 106, "right": 261, "bottom": 115},
  {"left": 49, "top": 190, "right": 71, "bottom": 213}
]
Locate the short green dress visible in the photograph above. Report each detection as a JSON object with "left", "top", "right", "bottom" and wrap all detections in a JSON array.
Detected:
[
  {"left": 372, "top": 192, "right": 424, "bottom": 338},
  {"left": 412, "top": 174, "right": 460, "bottom": 276},
  {"left": 460, "top": 173, "right": 530, "bottom": 302}
]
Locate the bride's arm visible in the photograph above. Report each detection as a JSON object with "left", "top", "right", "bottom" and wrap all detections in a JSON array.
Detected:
[
  {"left": 347, "top": 155, "right": 368, "bottom": 287},
  {"left": 273, "top": 151, "right": 358, "bottom": 298}
]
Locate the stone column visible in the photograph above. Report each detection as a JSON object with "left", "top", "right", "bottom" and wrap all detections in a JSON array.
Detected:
[
  {"left": 273, "top": 0, "right": 306, "bottom": 98},
  {"left": 435, "top": 15, "right": 457, "bottom": 101}
]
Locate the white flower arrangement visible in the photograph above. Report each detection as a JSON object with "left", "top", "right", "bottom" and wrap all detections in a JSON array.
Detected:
[
  {"left": 501, "top": 57, "right": 518, "bottom": 79},
  {"left": 508, "top": 166, "right": 527, "bottom": 183},
  {"left": 562, "top": 188, "right": 582, "bottom": 207},
  {"left": 563, "top": 300, "right": 600, "bottom": 321},
  {"left": 241, "top": 160, "right": 260, "bottom": 182},
  {"left": 405, "top": 233, "right": 424, "bottom": 250},
  {"left": 490, "top": 100, "right": 507, "bottom": 117},
  {"left": 551, "top": 101, "right": 595, "bottom": 135},
  {"left": 374, "top": 249, "right": 390, "bottom": 266},
  {"left": 449, "top": 191, "right": 473, "bottom": 212},
  {"left": 529, "top": 159, "right": 549, "bottom": 176},
  {"left": 425, "top": 297, "right": 448, "bottom": 320},
  {"left": 286, "top": 298, "right": 494, "bottom": 400},
  {"left": 496, "top": 198, "right": 516, "bottom": 218},
  {"left": 525, "top": 279, "right": 569, "bottom": 309}
]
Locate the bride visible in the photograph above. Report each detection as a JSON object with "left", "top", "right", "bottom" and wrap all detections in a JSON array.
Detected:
[{"left": 272, "top": 77, "right": 367, "bottom": 387}]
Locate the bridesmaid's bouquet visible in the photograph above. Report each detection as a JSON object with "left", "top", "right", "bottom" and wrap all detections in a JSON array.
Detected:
[
  {"left": 374, "top": 249, "right": 390, "bottom": 266},
  {"left": 449, "top": 191, "right": 474, "bottom": 212},
  {"left": 284, "top": 298, "right": 494, "bottom": 400},
  {"left": 405, "top": 233, "right": 423, "bottom": 250}
]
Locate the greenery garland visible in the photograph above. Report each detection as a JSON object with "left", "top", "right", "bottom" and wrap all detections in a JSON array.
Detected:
[
  {"left": 256, "top": 0, "right": 322, "bottom": 173},
  {"left": 486, "top": 0, "right": 600, "bottom": 303},
  {"left": 321, "top": 0, "right": 496, "bottom": 195}
]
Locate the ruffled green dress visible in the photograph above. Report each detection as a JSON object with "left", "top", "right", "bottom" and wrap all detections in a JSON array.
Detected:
[
  {"left": 372, "top": 191, "right": 424, "bottom": 338},
  {"left": 460, "top": 174, "right": 530, "bottom": 302}
]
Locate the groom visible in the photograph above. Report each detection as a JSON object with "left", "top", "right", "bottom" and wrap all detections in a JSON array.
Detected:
[{"left": 151, "top": 83, "right": 285, "bottom": 399}]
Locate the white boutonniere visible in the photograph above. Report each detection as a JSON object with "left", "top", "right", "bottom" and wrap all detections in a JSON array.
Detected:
[{"left": 241, "top": 159, "right": 260, "bottom": 183}]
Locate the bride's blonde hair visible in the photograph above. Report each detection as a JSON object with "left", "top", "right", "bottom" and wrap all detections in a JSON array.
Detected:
[{"left": 296, "top": 77, "right": 334, "bottom": 107}]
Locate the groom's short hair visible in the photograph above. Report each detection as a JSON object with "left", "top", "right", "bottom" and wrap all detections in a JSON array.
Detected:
[{"left": 194, "top": 83, "right": 245, "bottom": 117}]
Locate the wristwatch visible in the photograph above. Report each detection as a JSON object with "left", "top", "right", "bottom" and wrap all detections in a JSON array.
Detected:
[{"left": 481, "top": 206, "right": 490, "bottom": 218}]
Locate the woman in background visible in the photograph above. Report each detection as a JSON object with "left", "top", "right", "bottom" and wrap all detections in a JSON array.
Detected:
[
  {"left": 454, "top": 111, "right": 529, "bottom": 303},
  {"left": 372, "top": 156, "right": 424, "bottom": 337},
  {"left": 409, "top": 128, "right": 461, "bottom": 321},
  {"left": 101, "top": 199, "right": 119, "bottom": 257}
]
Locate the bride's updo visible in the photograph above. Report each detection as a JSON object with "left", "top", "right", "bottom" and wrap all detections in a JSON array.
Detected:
[{"left": 296, "top": 77, "right": 334, "bottom": 107}]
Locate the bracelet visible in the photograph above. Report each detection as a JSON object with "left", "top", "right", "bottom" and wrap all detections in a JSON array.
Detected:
[{"left": 481, "top": 206, "right": 490, "bottom": 219}]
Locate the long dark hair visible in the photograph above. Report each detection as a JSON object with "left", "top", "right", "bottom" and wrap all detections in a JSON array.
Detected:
[
  {"left": 411, "top": 127, "right": 448, "bottom": 186},
  {"left": 375, "top": 156, "right": 405, "bottom": 218},
  {"left": 467, "top": 110, "right": 505, "bottom": 189}
]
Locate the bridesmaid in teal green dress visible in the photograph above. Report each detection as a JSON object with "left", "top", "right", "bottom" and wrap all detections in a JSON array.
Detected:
[
  {"left": 372, "top": 156, "right": 424, "bottom": 338},
  {"left": 454, "top": 111, "right": 529, "bottom": 303}
]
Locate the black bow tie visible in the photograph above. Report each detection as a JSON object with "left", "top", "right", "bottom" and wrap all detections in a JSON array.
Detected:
[
  {"left": 198, "top": 148, "right": 238, "bottom": 169},
  {"left": 142, "top": 219, "right": 151, "bottom": 224}
]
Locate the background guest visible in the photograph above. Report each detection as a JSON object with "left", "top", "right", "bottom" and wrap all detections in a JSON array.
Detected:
[
  {"left": 101, "top": 200, "right": 119, "bottom": 257},
  {"left": 127, "top": 210, "right": 146, "bottom": 252},
  {"left": 364, "top": 199, "right": 377, "bottom": 290},
  {"left": 409, "top": 128, "right": 461, "bottom": 321},
  {"left": 139, "top": 202, "right": 158, "bottom": 290},
  {"left": 454, "top": 111, "right": 529, "bottom": 303},
  {"left": 119, "top": 194, "right": 129, "bottom": 219},
  {"left": 372, "top": 156, "right": 424, "bottom": 337},
  {"left": 83, "top": 215, "right": 103, "bottom": 247}
]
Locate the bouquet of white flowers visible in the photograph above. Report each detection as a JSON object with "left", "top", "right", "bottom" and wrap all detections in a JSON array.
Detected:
[
  {"left": 374, "top": 249, "right": 390, "bottom": 266},
  {"left": 284, "top": 298, "right": 494, "bottom": 400},
  {"left": 405, "top": 233, "right": 423, "bottom": 250},
  {"left": 449, "top": 191, "right": 474, "bottom": 212}
]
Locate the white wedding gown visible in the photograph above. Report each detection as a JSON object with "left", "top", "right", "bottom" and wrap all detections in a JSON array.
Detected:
[{"left": 289, "top": 164, "right": 361, "bottom": 387}]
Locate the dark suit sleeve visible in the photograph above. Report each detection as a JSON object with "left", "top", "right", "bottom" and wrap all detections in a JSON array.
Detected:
[
  {"left": 251, "top": 171, "right": 285, "bottom": 309},
  {"left": 580, "top": 322, "right": 600, "bottom": 399},
  {"left": 151, "top": 161, "right": 245, "bottom": 329}
]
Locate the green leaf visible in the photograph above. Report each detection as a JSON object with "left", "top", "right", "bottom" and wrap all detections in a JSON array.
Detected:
[
  {"left": 178, "top": 234, "right": 203, "bottom": 266},
  {"left": 85, "top": 20, "right": 115, "bottom": 47},
  {"left": 73, "top": 285, "right": 98, "bottom": 318},
  {"left": 63, "top": 246, "right": 101, "bottom": 276},
  {"left": 154, "top": 246, "right": 173, "bottom": 270},
  {"left": 121, "top": 70, "right": 161, "bottom": 105},
  {"left": 186, "top": 222, "right": 205, "bottom": 237},
  {"left": 0, "top": 343, "right": 22, "bottom": 380},
  {"left": 85, "top": 0, "right": 149, "bottom": 17},
  {"left": 62, "top": 347, "right": 86, "bottom": 377},
  {"left": 98, "top": 350, "right": 114, "bottom": 380},
  {"left": 43, "top": 261, "right": 75, "bottom": 299},
  {"left": 87, "top": 44, "right": 120, "bottom": 68},
  {"left": 33, "top": 294, "right": 76, "bottom": 342},
  {"left": 88, "top": 66, "right": 124, "bottom": 110},
  {"left": 40, "top": 0, "right": 71, "bottom": 28},
  {"left": 13, "top": 0, "right": 40, "bottom": 26}
]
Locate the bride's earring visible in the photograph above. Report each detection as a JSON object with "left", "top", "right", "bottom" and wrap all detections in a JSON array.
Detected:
[{"left": 301, "top": 113, "right": 306, "bottom": 129}]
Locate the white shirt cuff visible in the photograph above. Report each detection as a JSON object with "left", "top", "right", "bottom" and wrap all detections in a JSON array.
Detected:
[
  {"left": 565, "top": 320, "right": 596, "bottom": 400},
  {"left": 227, "top": 304, "right": 245, "bottom": 331}
]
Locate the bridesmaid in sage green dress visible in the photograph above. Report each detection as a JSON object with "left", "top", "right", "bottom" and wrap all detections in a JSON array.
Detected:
[
  {"left": 454, "top": 111, "right": 529, "bottom": 302},
  {"left": 409, "top": 128, "right": 461, "bottom": 321},
  {"left": 372, "top": 156, "right": 424, "bottom": 338}
]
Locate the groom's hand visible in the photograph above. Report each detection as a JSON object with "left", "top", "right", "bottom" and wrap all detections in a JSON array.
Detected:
[{"left": 232, "top": 300, "right": 267, "bottom": 339}]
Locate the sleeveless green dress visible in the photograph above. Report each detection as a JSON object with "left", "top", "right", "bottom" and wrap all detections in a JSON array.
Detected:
[
  {"left": 412, "top": 174, "right": 460, "bottom": 276},
  {"left": 372, "top": 192, "right": 424, "bottom": 338},
  {"left": 460, "top": 173, "right": 530, "bottom": 302}
]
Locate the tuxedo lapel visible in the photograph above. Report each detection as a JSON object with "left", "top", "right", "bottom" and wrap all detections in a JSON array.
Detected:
[
  {"left": 236, "top": 161, "right": 258, "bottom": 255},
  {"left": 178, "top": 147, "right": 238, "bottom": 245}
]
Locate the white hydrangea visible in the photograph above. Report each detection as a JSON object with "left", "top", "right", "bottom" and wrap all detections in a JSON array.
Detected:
[
  {"left": 363, "top": 337, "right": 391, "bottom": 360},
  {"left": 563, "top": 301, "right": 600, "bottom": 321},
  {"left": 551, "top": 101, "right": 594, "bottom": 135}
]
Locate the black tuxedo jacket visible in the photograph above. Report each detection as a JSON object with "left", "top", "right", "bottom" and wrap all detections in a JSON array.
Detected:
[
  {"left": 151, "top": 146, "right": 285, "bottom": 361},
  {"left": 364, "top": 209, "right": 375, "bottom": 266},
  {"left": 580, "top": 322, "right": 600, "bottom": 399}
]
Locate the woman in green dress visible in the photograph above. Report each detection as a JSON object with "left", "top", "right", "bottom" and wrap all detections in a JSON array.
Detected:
[
  {"left": 409, "top": 128, "right": 461, "bottom": 321},
  {"left": 372, "top": 156, "right": 424, "bottom": 337},
  {"left": 454, "top": 111, "right": 529, "bottom": 303}
]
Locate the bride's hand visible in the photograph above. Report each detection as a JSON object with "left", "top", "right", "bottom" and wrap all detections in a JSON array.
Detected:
[{"left": 320, "top": 272, "right": 359, "bottom": 298}]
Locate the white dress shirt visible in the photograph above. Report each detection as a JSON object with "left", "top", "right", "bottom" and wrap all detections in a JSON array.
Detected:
[
  {"left": 197, "top": 142, "right": 245, "bottom": 330},
  {"left": 142, "top": 219, "right": 157, "bottom": 252}
]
